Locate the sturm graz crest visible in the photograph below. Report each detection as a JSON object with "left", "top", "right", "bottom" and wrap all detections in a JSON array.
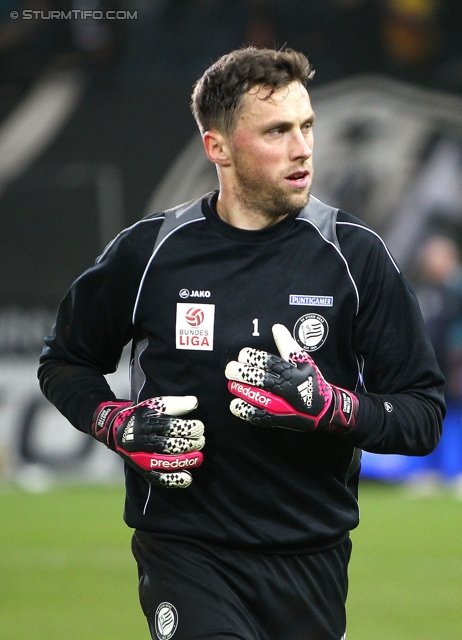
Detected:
[
  {"left": 155, "top": 602, "right": 178, "bottom": 640},
  {"left": 294, "top": 314, "right": 329, "bottom": 352}
]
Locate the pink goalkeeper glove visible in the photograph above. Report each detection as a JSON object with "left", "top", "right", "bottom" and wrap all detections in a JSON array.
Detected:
[
  {"left": 91, "top": 396, "right": 204, "bottom": 488},
  {"left": 225, "top": 324, "right": 358, "bottom": 434}
]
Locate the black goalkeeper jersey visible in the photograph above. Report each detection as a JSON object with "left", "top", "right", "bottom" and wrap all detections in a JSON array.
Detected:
[{"left": 38, "top": 192, "right": 445, "bottom": 553}]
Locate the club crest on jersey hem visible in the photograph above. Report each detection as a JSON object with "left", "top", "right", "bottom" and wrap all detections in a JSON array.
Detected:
[
  {"left": 155, "top": 602, "right": 178, "bottom": 640},
  {"left": 294, "top": 313, "right": 329, "bottom": 352}
]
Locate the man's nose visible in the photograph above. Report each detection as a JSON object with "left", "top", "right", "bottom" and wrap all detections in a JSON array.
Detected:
[{"left": 289, "top": 129, "right": 313, "bottom": 160}]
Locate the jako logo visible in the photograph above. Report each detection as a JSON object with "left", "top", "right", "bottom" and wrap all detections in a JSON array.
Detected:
[
  {"left": 179, "top": 289, "right": 211, "bottom": 299},
  {"left": 185, "top": 307, "right": 205, "bottom": 326}
]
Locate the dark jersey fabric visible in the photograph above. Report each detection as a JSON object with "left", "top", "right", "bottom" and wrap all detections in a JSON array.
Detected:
[{"left": 38, "top": 192, "right": 445, "bottom": 553}]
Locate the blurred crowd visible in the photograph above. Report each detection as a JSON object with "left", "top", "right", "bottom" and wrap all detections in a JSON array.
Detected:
[
  {"left": 411, "top": 235, "right": 462, "bottom": 490},
  {"left": 1, "top": 0, "right": 462, "bottom": 121}
]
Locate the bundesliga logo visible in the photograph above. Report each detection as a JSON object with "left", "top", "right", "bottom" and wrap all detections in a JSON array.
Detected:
[
  {"left": 176, "top": 302, "right": 215, "bottom": 351},
  {"left": 185, "top": 307, "right": 204, "bottom": 326}
]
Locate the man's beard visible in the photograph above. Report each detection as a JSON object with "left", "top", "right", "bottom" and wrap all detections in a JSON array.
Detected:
[{"left": 232, "top": 158, "right": 312, "bottom": 223}]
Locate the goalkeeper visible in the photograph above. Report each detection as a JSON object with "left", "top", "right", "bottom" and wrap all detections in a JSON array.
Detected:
[{"left": 38, "top": 46, "right": 445, "bottom": 640}]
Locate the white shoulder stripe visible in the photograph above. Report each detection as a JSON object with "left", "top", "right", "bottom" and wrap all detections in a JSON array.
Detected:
[
  {"left": 296, "top": 217, "right": 360, "bottom": 314},
  {"left": 132, "top": 217, "right": 206, "bottom": 324},
  {"left": 337, "top": 222, "right": 401, "bottom": 273}
]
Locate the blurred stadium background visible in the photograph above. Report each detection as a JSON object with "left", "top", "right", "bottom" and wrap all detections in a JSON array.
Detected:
[{"left": 1, "top": 0, "right": 462, "bottom": 637}]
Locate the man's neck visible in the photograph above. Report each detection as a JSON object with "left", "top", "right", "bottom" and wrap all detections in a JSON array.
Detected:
[{"left": 215, "top": 192, "right": 287, "bottom": 230}]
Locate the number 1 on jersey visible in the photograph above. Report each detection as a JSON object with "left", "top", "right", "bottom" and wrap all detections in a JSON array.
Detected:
[{"left": 252, "top": 318, "right": 260, "bottom": 336}]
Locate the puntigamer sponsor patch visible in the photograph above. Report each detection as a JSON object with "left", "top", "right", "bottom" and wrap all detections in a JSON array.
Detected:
[{"left": 289, "top": 294, "right": 333, "bottom": 307}]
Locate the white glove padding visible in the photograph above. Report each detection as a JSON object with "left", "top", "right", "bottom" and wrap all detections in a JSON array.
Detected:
[
  {"left": 92, "top": 396, "right": 204, "bottom": 488},
  {"left": 225, "top": 324, "right": 358, "bottom": 434}
]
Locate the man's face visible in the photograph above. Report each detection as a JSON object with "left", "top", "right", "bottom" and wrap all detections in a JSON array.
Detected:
[{"left": 227, "top": 81, "right": 315, "bottom": 220}]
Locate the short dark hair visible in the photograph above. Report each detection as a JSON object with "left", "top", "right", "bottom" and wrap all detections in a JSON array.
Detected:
[{"left": 191, "top": 46, "right": 315, "bottom": 136}]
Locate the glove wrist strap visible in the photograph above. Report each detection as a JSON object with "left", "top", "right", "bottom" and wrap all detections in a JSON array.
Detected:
[
  {"left": 91, "top": 401, "right": 132, "bottom": 449},
  {"left": 327, "top": 387, "right": 358, "bottom": 434}
]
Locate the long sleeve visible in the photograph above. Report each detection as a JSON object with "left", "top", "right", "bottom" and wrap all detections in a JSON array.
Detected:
[
  {"left": 38, "top": 218, "right": 161, "bottom": 434},
  {"left": 337, "top": 217, "right": 445, "bottom": 455}
]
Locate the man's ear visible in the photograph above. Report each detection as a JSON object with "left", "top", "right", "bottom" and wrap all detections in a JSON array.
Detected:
[{"left": 203, "top": 130, "right": 231, "bottom": 167}]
